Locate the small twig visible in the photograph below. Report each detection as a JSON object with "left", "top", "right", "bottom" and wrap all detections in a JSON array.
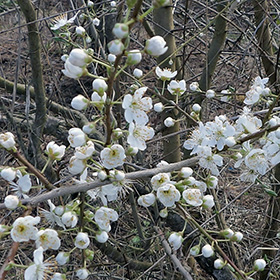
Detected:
[{"left": 154, "top": 226, "right": 194, "bottom": 280}]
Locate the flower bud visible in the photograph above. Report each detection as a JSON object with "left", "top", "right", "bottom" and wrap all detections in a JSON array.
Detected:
[
  {"left": 190, "top": 245, "right": 200, "bottom": 256},
  {"left": 137, "top": 193, "right": 156, "bottom": 207},
  {"left": 201, "top": 244, "right": 214, "bottom": 258},
  {"left": 92, "top": 17, "right": 100, "bottom": 26},
  {"left": 68, "top": 49, "right": 92, "bottom": 67},
  {"left": 206, "top": 89, "right": 215, "bottom": 98},
  {"left": 189, "top": 82, "right": 199, "bottom": 91},
  {"left": 230, "top": 231, "right": 243, "bottom": 242},
  {"left": 133, "top": 68, "right": 143, "bottom": 78},
  {"left": 202, "top": 195, "right": 215, "bottom": 209},
  {"left": 75, "top": 26, "right": 86, "bottom": 36},
  {"left": 108, "top": 39, "right": 124, "bottom": 56},
  {"left": 92, "top": 79, "right": 108, "bottom": 96},
  {"left": 253, "top": 259, "right": 266, "bottom": 271},
  {"left": 168, "top": 232, "right": 183, "bottom": 250},
  {"left": 4, "top": 195, "right": 19, "bottom": 210},
  {"left": 108, "top": 53, "right": 116, "bottom": 64},
  {"left": 56, "top": 252, "right": 70, "bottom": 265},
  {"left": 214, "top": 259, "right": 225, "bottom": 269},
  {"left": 180, "top": 167, "right": 193, "bottom": 178},
  {"left": 1, "top": 168, "right": 16, "bottom": 182},
  {"left": 145, "top": 36, "right": 168, "bottom": 57},
  {"left": 159, "top": 208, "right": 168, "bottom": 218},
  {"left": 126, "top": 50, "right": 142, "bottom": 65},
  {"left": 113, "top": 23, "right": 129, "bottom": 39},
  {"left": 96, "top": 231, "right": 109, "bottom": 243},
  {"left": 71, "top": 95, "right": 89, "bottom": 110},
  {"left": 192, "top": 103, "right": 201, "bottom": 112},
  {"left": 154, "top": 102, "right": 164, "bottom": 113},
  {"left": 219, "top": 228, "right": 234, "bottom": 239},
  {"left": 98, "top": 170, "right": 107, "bottom": 181},
  {"left": 82, "top": 122, "right": 95, "bottom": 134},
  {"left": 164, "top": 117, "right": 175, "bottom": 127}
]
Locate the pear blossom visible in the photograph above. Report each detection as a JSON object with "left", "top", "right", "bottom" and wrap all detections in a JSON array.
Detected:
[
  {"left": 94, "top": 207, "right": 118, "bottom": 232},
  {"left": 45, "top": 141, "right": 66, "bottom": 161},
  {"left": 76, "top": 268, "right": 89, "bottom": 279},
  {"left": 127, "top": 122, "right": 154, "bottom": 151},
  {"left": 263, "top": 130, "right": 280, "bottom": 165},
  {"left": 41, "top": 200, "right": 65, "bottom": 228},
  {"left": 126, "top": 49, "right": 142, "bottom": 65},
  {"left": 68, "top": 49, "right": 92, "bottom": 67},
  {"left": 36, "top": 229, "right": 61, "bottom": 251},
  {"left": 62, "top": 59, "right": 85, "bottom": 79},
  {"left": 122, "top": 87, "right": 152, "bottom": 125},
  {"left": 71, "top": 95, "right": 89, "bottom": 110},
  {"left": 196, "top": 146, "right": 223, "bottom": 175},
  {"left": 189, "top": 82, "right": 199, "bottom": 91},
  {"left": 100, "top": 144, "right": 126, "bottom": 169},
  {"left": 113, "top": 23, "right": 129, "bottom": 39},
  {"left": 4, "top": 195, "right": 19, "bottom": 210},
  {"left": 168, "top": 232, "right": 183, "bottom": 250},
  {"left": 61, "top": 211, "right": 78, "bottom": 228},
  {"left": 235, "top": 107, "right": 262, "bottom": 135},
  {"left": 24, "top": 247, "right": 53, "bottom": 280},
  {"left": 68, "top": 128, "right": 87, "bottom": 147},
  {"left": 0, "top": 132, "right": 16, "bottom": 150},
  {"left": 253, "top": 259, "right": 266, "bottom": 271},
  {"left": 75, "top": 232, "right": 90, "bottom": 249},
  {"left": 164, "top": 117, "right": 175, "bottom": 127},
  {"left": 108, "top": 39, "right": 124, "bottom": 55},
  {"left": 183, "top": 122, "right": 211, "bottom": 155},
  {"left": 133, "top": 68, "right": 143, "bottom": 78},
  {"left": 137, "top": 193, "right": 156, "bottom": 207},
  {"left": 96, "top": 231, "right": 109, "bottom": 243},
  {"left": 145, "top": 36, "right": 168, "bottom": 57},
  {"left": 92, "top": 79, "right": 108, "bottom": 96},
  {"left": 167, "top": 80, "right": 186, "bottom": 95},
  {"left": 154, "top": 102, "right": 164, "bottom": 112},
  {"left": 151, "top": 173, "right": 171, "bottom": 190},
  {"left": 11, "top": 215, "right": 40, "bottom": 242},
  {"left": 244, "top": 148, "right": 268, "bottom": 175},
  {"left": 202, "top": 244, "right": 214, "bottom": 258},
  {"left": 74, "top": 141, "right": 95, "bottom": 159},
  {"left": 1, "top": 168, "right": 16, "bottom": 182},
  {"left": 10, "top": 172, "right": 32, "bottom": 198},
  {"left": 244, "top": 76, "right": 269, "bottom": 105},
  {"left": 50, "top": 13, "right": 77, "bottom": 30},
  {"left": 68, "top": 156, "right": 86, "bottom": 175},
  {"left": 155, "top": 66, "right": 177, "bottom": 81},
  {"left": 156, "top": 183, "right": 180, "bottom": 207},
  {"left": 182, "top": 188, "right": 203, "bottom": 206}
]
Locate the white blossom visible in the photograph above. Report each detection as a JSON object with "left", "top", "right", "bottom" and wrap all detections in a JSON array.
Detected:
[
  {"left": 100, "top": 144, "right": 126, "bottom": 169},
  {"left": 61, "top": 211, "right": 78, "bottom": 228},
  {"left": 157, "top": 183, "right": 180, "bottom": 207},
  {"left": 45, "top": 141, "right": 66, "bottom": 160},
  {"left": 68, "top": 128, "right": 87, "bottom": 147},
  {"left": 202, "top": 195, "right": 215, "bottom": 209},
  {"left": 151, "top": 173, "right": 171, "bottom": 191},
  {"left": 4, "top": 195, "right": 19, "bottom": 210},
  {"left": 122, "top": 87, "right": 152, "bottom": 125},
  {"left": 137, "top": 193, "right": 156, "bottom": 207},
  {"left": 95, "top": 231, "right": 109, "bottom": 243},
  {"left": 94, "top": 207, "right": 118, "bottom": 232},
  {"left": 0, "top": 132, "right": 16, "bottom": 150},
  {"left": 167, "top": 80, "right": 186, "bottom": 95},
  {"left": 113, "top": 23, "right": 129, "bottom": 39},
  {"left": 1, "top": 168, "right": 16, "bottom": 182},
  {"left": 74, "top": 141, "right": 95, "bottom": 160},
  {"left": 75, "top": 232, "right": 90, "bottom": 249},
  {"left": 68, "top": 156, "right": 86, "bottom": 175},
  {"left": 71, "top": 95, "right": 89, "bottom": 111},
  {"left": 76, "top": 268, "right": 89, "bottom": 279},
  {"left": 36, "top": 229, "right": 61, "bottom": 251},
  {"left": 155, "top": 66, "right": 177, "bottom": 81},
  {"left": 145, "top": 36, "right": 168, "bottom": 57},
  {"left": 201, "top": 244, "right": 214, "bottom": 258},
  {"left": 11, "top": 215, "right": 40, "bottom": 242},
  {"left": 127, "top": 122, "right": 154, "bottom": 151},
  {"left": 168, "top": 232, "right": 183, "bottom": 250},
  {"left": 51, "top": 13, "right": 77, "bottom": 30},
  {"left": 68, "top": 49, "right": 91, "bottom": 67},
  {"left": 182, "top": 188, "right": 203, "bottom": 206},
  {"left": 75, "top": 26, "right": 86, "bottom": 36},
  {"left": 108, "top": 39, "right": 124, "bottom": 55},
  {"left": 62, "top": 59, "right": 84, "bottom": 79}
]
